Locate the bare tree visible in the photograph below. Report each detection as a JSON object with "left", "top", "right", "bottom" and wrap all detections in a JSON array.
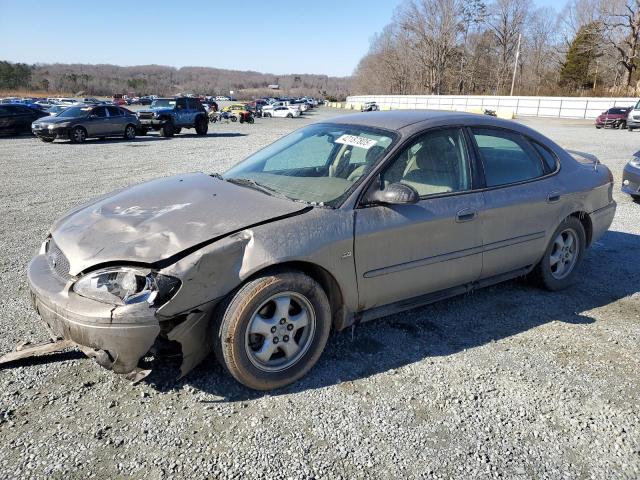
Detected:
[
  {"left": 486, "top": 0, "right": 531, "bottom": 94},
  {"left": 399, "top": 0, "right": 463, "bottom": 94},
  {"left": 601, "top": 0, "right": 640, "bottom": 89}
]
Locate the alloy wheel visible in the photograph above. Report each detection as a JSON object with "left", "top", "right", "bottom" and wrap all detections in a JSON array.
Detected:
[
  {"left": 245, "top": 292, "right": 316, "bottom": 372},
  {"left": 549, "top": 228, "right": 579, "bottom": 280}
]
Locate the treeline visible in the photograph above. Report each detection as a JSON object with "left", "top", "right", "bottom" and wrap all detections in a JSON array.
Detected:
[
  {"left": 0, "top": 61, "right": 33, "bottom": 90},
  {"left": 354, "top": 0, "right": 640, "bottom": 97},
  {"left": 0, "top": 62, "right": 352, "bottom": 100}
]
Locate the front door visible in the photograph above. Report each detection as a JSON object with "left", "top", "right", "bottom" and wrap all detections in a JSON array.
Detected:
[
  {"left": 354, "top": 127, "right": 484, "bottom": 310},
  {"left": 86, "top": 106, "right": 109, "bottom": 136}
]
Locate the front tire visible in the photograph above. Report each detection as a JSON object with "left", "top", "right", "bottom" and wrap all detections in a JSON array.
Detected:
[
  {"left": 531, "top": 217, "right": 586, "bottom": 291},
  {"left": 70, "top": 126, "right": 87, "bottom": 143},
  {"left": 39, "top": 137, "right": 54, "bottom": 143},
  {"left": 286, "top": 113, "right": 293, "bottom": 118},
  {"left": 214, "top": 271, "right": 331, "bottom": 390}
]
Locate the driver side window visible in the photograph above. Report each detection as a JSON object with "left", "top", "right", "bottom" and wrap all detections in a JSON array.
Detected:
[{"left": 382, "top": 128, "right": 472, "bottom": 196}]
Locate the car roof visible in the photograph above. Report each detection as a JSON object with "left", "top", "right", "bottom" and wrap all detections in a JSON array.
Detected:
[{"left": 324, "top": 110, "right": 540, "bottom": 134}]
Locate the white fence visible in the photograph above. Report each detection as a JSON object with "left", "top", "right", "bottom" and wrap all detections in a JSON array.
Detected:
[{"left": 345, "top": 95, "right": 638, "bottom": 119}]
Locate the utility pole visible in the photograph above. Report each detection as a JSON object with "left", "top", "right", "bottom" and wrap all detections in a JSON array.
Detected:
[{"left": 510, "top": 33, "right": 522, "bottom": 96}]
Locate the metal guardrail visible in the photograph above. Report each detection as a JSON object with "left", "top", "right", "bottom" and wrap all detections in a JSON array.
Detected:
[{"left": 344, "top": 95, "right": 638, "bottom": 119}]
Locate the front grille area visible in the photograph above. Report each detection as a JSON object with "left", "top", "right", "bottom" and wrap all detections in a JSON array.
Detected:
[
  {"left": 138, "top": 112, "right": 154, "bottom": 119},
  {"left": 46, "top": 239, "right": 72, "bottom": 281}
]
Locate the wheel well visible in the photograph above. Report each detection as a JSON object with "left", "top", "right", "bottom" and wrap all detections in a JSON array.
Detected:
[
  {"left": 569, "top": 211, "right": 592, "bottom": 246},
  {"left": 248, "top": 261, "right": 346, "bottom": 330}
]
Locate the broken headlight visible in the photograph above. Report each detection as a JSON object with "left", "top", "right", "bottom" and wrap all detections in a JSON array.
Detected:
[{"left": 73, "top": 267, "right": 180, "bottom": 306}]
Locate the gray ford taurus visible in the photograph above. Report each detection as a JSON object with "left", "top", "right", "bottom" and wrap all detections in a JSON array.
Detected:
[{"left": 17, "top": 111, "right": 616, "bottom": 390}]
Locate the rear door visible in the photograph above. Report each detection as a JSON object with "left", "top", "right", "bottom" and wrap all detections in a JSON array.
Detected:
[
  {"left": 354, "top": 127, "right": 484, "bottom": 309},
  {"left": 175, "top": 98, "right": 189, "bottom": 125},
  {"left": 469, "top": 127, "right": 563, "bottom": 279},
  {"left": 106, "top": 106, "right": 125, "bottom": 135}
]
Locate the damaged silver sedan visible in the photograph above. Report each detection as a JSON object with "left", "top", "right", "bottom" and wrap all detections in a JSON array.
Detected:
[{"left": 11, "top": 111, "right": 616, "bottom": 390}]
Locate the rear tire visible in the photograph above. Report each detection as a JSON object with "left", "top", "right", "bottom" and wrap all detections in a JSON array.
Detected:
[
  {"left": 195, "top": 116, "right": 208, "bottom": 135},
  {"left": 161, "top": 122, "right": 175, "bottom": 137},
  {"left": 174, "top": 127, "right": 182, "bottom": 135},
  {"left": 286, "top": 113, "right": 293, "bottom": 118},
  {"left": 124, "top": 124, "right": 136, "bottom": 140},
  {"left": 230, "top": 116, "right": 237, "bottom": 122},
  {"left": 619, "top": 121, "right": 627, "bottom": 129},
  {"left": 214, "top": 270, "right": 331, "bottom": 390},
  {"left": 531, "top": 216, "right": 586, "bottom": 291},
  {"left": 40, "top": 137, "right": 54, "bottom": 143}
]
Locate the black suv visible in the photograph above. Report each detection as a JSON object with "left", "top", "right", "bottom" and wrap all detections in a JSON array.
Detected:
[{"left": 137, "top": 97, "right": 208, "bottom": 137}]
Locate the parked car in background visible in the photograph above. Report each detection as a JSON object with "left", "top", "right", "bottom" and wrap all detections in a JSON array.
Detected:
[
  {"left": 31, "top": 105, "right": 140, "bottom": 143},
  {"left": 595, "top": 107, "right": 631, "bottom": 129},
  {"left": 0, "top": 104, "right": 49, "bottom": 134},
  {"left": 138, "top": 96, "right": 154, "bottom": 105},
  {"left": 626, "top": 100, "right": 640, "bottom": 131},
  {"left": 46, "top": 105, "right": 69, "bottom": 116},
  {"left": 622, "top": 152, "right": 640, "bottom": 201},
  {"left": 362, "top": 101, "right": 379, "bottom": 112},
  {"left": 269, "top": 105, "right": 301, "bottom": 118},
  {"left": 83, "top": 98, "right": 107, "bottom": 105},
  {"left": 136, "top": 97, "right": 209, "bottom": 137},
  {"left": 21, "top": 111, "right": 616, "bottom": 390},
  {"left": 49, "top": 98, "right": 79, "bottom": 106}
]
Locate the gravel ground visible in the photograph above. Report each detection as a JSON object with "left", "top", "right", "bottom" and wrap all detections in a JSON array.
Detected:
[{"left": 0, "top": 108, "right": 638, "bottom": 479}]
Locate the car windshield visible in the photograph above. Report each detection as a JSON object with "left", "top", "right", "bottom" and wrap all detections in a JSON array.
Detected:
[
  {"left": 56, "top": 106, "right": 92, "bottom": 118},
  {"left": 223, "top": 123, "right": 397, "bottom": 206},
  {"left": 607, "top": 108, "right": 628, "bottom": 114},
  {"left": 151, "top": 99, "right": 176, "bottom": 108}
]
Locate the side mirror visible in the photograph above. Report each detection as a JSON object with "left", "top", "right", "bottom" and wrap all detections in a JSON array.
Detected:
[
  {"left": 89, "top": 114, "right": 98, "bottom": 119},
  {"left": 365, "top": 181, "right": 419, "bottom": 205}
]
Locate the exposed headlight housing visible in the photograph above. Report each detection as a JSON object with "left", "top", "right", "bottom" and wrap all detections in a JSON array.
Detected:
[{"left": 73, "top": 267, "right": 180, "bottom": 306}]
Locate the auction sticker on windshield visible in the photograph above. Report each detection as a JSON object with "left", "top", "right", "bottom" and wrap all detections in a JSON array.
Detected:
[{"left": 335, "top": 134, "right": 377, "bottom": 150}]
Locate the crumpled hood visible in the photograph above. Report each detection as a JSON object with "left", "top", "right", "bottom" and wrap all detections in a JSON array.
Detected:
[{"left": 51, "top": 173, "right": 309, "bottom": 275}]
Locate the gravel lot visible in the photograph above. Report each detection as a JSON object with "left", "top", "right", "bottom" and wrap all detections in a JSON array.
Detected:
[{"left": 0, "top": 108, "right": 638, "bottom": 479}]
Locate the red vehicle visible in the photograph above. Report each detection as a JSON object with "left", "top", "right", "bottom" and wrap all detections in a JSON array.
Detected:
[
  {"left": 595, "top": 107, "right": 632, "bottom": 129},
  {"left": 112, "top": 94, "right": 127, "bottom": 106}
]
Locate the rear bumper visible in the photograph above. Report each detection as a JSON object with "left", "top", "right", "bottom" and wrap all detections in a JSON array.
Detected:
[
  {"left": 622, "top": 163, "right": 640, "bottom": 196},
  {"left": 590, "top": 202, "right": 616, "bottom": 245},
  {"left": 27, "top": 254, "right": 160, "bottom": 373}
]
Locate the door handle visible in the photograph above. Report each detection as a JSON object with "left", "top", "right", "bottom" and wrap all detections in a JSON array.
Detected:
[
  {"left": 456, "top": 208, "right": 477, "bottom": 222},
  {"left": 547, "top": 192, "right": 561, "bottom": 203}
]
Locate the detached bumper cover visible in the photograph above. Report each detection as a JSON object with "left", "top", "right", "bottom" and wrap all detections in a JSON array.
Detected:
[{"left": 27, "top": 254, "right": 160, "bottom": 373}]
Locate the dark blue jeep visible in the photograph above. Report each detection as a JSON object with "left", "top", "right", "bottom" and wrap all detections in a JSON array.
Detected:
[{"left": 137, "top": 97, "right": 208, "bottom": 137}]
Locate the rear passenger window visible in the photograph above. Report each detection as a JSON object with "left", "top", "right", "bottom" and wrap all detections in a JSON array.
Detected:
[
  {"left": 472, "top": 128, "right": 544, "bottom": 187},
  {"left": 106, "top": 106, "right": 121, "bottom": 116}
]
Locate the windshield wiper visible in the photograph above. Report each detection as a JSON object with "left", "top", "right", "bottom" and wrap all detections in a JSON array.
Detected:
[{"left": 225, "top": 177, "right": 294, "bottom": 201}]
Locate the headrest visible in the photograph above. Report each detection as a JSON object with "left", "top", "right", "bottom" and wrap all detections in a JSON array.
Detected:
[
  {"left": 415, "top": 136, "right": 458, "bottom": 172},
  {"left": 366, "top": 145, "right": 386, "bottom": 164}
]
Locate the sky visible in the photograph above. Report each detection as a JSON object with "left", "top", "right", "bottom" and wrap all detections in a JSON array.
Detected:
[{"left": 0, "top": 0, "right": 568, "bottom": 77}]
